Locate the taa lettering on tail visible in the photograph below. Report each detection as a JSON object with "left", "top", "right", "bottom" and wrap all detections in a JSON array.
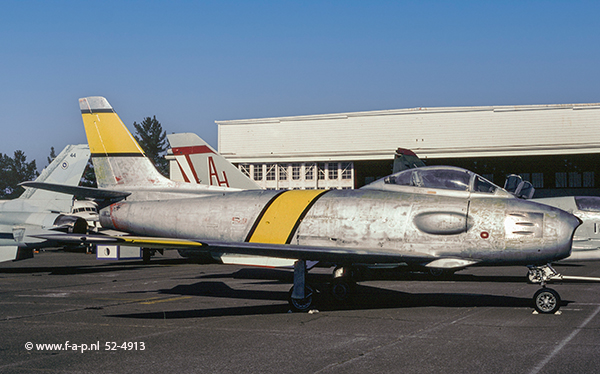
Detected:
[{"left": 208, "top": 157, "right": 229, "bottom": 187}]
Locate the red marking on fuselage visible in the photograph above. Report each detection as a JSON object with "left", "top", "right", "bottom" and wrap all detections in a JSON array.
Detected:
[
  {"left": 110, "top": 203, "right": 125, "bottom": 231},
  {"left": 208, "top": 156, "right": 229, "bottom": 187}
]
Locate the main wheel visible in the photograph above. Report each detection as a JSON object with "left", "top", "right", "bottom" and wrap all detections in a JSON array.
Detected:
[
  {"left": 288, "top": 286, "right": 314, "bottom": 312},
  {"left": 533, "top": 288, "right": 561, "bottom": 314},
  {"left": 331, "top": 280, "right": 352, "bottom": 302}
]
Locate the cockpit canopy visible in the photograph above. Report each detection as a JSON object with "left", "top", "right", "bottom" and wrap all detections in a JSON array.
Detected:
[{"left": 362, "top": 166, "right": 507, "bottom": 195}]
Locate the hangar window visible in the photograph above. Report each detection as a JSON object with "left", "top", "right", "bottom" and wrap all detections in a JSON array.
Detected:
[
  {"left": 328, "top": 163, "right": 338, "bottom": 180},
  {"left": 341, "top": 162, "right": 352, "bottom": 179},
  {"left": 253, "top": 164, "right": 263, "bottom": 181},
  {"left": 584, "top": 172, "right": 595, "bottom": 188},
  {"left": 569, "top": 172, "right": 582, "bottom": 188},
  {"left": 532, "top": 173, "right": 544, "bottom": 188},
  {"left": 279, "top": 164, "right": 288, "bottom": 181},
  {"left": 305, "top": 163, "right": 315, "bottom": 180},
  {"left": 318, "top": 163, "right": 326, "bottom": 180},
  {"left": 292, "top": 164, "right": 301, "bottom": 180},
  {"left": 266, "top": 164, "right": 276, "bottom": 181},
  {"left": 555, "top": 172, "right": 567, "bottom": 188},
  {"left": 239, "top": 164, "right": 250, "bottom": 178}
]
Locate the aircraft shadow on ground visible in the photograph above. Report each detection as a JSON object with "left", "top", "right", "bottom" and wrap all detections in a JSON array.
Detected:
[
  {"left": 0, "top": 257, "right": 190, "bottom": 275},
  {"left": 205, "top": 267, "right": 531, "bottom": 284},
  {"left": 109, "top": 281, "right": 557, "bottom": 320}
]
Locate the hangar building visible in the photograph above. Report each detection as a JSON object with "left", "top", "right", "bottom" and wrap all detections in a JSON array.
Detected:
[{"left": 213, "top": 103, "right": 600, "bottom": 197}]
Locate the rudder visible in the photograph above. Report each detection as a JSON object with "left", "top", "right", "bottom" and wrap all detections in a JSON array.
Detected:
[{"left": 79, "top": 97, "right": 171, "bottom": 189}]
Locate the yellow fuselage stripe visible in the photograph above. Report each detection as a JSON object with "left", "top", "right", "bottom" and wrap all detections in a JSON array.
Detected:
[
  {"left": 82, "top": 112, "right": 145, "bottom": 155},
  {"left": 248, "top": 190, "right": 327, "bottom": 244}
]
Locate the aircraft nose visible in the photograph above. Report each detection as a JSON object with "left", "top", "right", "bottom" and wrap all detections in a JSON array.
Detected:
[
  {"left": 546, "top": 206, "right": 582, "bottom": 261},
  {"left": 507, "top": 199, "right": 581, "bottom": 263}
]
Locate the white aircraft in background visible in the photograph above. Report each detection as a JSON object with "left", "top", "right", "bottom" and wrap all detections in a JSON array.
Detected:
[
  {"left": 534, "top": 196, "right": 600, "bottom": 261},
  {"left": 0, "top": 144, "right": 90, "bottom": 262},
  {"left": 167, "top": 132, "right": 260, "bottom": 190}
]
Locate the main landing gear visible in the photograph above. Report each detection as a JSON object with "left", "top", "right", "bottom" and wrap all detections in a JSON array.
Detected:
[
  {"left": 288, "top": 262, "right": 357, "bottom": 312},
  {"left": 528, "top": 264, "right": 562, "bottom": 314},
  {"left": 288, "top": 260, "right": 314, "bottom": 312}
]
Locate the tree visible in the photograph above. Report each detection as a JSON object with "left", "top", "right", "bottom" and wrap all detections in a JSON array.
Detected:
[
  {"left": 0, "top": 150, "right": 38, "bottom": 199},
  {"left": 47, "top": 146, "right": 57, "bottom": 166},
  {"left": 133, "top": 116, "right": 168, "bottom": 176},
  {"left": 80, "top": 159, "right": 97, "bottom": 188},
  {"left": 0, "top": 153, "right": 11, "bottom": 198}
]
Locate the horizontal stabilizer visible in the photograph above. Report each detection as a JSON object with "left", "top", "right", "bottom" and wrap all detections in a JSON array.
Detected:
[{"left": 19, "top": 182, "right": 131, "bottom": 200}]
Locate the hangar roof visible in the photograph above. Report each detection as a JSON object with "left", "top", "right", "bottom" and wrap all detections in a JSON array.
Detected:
[{"left": 216, "top": 103, "right": 600, "bottom": 163}]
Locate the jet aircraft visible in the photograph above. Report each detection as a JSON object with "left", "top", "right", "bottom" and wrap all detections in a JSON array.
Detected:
[
  {"left": 0, "top": 144, "right": 91, "bottom": 262},
  {"left": 36, "top": 97, "right": 581, "bottom": 314}
]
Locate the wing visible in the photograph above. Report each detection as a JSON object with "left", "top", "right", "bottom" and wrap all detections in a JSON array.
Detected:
[{"left": 33, "top": 233, "right": 442, "bottom": 265}]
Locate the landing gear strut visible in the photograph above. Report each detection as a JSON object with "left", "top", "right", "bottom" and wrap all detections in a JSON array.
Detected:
[
  {"left": 288, "top": 260, "right": 316, "bottom": 312},
  {"left": 528, "top": 264, "right": 562, "bottom": 314},
  {"left": 288, "top": 262, "right": 359, "bottom": 311}
]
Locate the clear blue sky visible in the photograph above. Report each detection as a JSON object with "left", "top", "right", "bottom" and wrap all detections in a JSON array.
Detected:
[{"left": 1, "top": 0, "right": 599, "bottom": 169}]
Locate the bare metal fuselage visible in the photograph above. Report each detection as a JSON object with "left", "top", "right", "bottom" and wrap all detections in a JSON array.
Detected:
[{"left": 99, "top": 188, "right": 578, "bottom": 267}]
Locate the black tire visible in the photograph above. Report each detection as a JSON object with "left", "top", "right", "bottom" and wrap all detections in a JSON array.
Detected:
[
  {"left": 288, "top": 286, "right": 314, "bottom": 312},
  {"left": 142, "top": 249, "right": 152, "bottom": 264},
  {"left": 331, "top": 280, "right": 352, "bottom": 302},
  {"left": 533, "top": 288, "right": 561, "bottom": 314}
]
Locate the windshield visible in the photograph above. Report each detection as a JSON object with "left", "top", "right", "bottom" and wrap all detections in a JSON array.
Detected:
[
  {"left": 386, "top": 168, "right": 470, "bottom": 191},
  {"left": 383, "top": 167, "right": 498, "bottom": 194},
  {"left": 474, "top": 176, "right": 497, "bottom": 193}
]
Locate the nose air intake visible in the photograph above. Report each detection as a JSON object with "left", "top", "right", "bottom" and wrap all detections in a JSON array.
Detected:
[{"left": 551, "top": 208, "right": 582, "bottom": 261}]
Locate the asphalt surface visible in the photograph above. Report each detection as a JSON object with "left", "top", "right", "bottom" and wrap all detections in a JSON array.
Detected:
[{"left": 1, "top": 250, "right": 599, "bottom": 374}]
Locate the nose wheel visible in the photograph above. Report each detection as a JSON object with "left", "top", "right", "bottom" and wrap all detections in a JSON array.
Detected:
[{"left": 533, "top": 287, "right": 561, "bottom": 314}]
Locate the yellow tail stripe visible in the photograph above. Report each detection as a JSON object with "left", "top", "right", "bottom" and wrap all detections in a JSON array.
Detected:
[
  {"left": 248, "top": 190, "right": 327, "bottom": 244},
  {"left": 82, "top": 112, "right": 144, "bottom": 155}
]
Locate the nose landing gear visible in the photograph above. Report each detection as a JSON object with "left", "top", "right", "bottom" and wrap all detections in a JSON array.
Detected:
[{"left": 528, "top": 264, "right": 562, "bottom": 314}]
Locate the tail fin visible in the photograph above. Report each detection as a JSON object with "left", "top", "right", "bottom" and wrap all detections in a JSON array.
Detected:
[
  {"left": 79, "top": 97, "right": 173, "bottom": 189},
  {"left": 167, "top": 133, "right": 261, "bottom": 190},
  {"left": 19, "top": 144, "right": 90, "bottom": 211}
]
